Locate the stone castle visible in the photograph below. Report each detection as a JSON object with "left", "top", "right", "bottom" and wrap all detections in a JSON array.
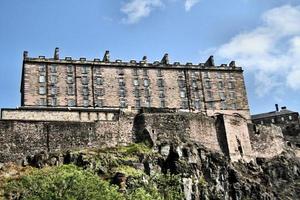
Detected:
[{"left": 0, "top": 48, "right": 288, "bottom": 164}]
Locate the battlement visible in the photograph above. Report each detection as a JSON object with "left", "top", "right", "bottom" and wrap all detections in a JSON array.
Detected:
[{"left": 23, "top": 48, "right": 243, "bottom": 71}]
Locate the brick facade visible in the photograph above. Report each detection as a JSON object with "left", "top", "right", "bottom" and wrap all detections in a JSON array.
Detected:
[{"left": 21, "top": 49, "right": 250, "bottom": 119}]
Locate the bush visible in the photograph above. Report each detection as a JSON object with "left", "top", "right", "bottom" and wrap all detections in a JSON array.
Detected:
[{"left": 4, "top": 164, "right": 124, "bottom": 200}]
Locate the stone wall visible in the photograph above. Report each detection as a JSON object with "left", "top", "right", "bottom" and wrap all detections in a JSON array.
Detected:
[
  {"left": 1, "top": 108, "right": 118, "bottom": 122},
  {"left": 249, "top": 124, "right": 285, "bottom": 158}
]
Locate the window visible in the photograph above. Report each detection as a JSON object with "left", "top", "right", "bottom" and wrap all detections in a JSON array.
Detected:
[
  {"left": 178, "top": 79, "right": 185, "bottom": 88},
  {"left": 82, "top": 76, "right": 88, "bottom": 85},
  {"left": 205, "top": 81, "right": 211, "bottom": 89},
  {"left": 143, "top": 69, "right": 148, "bottom": 76},
  {"left": 180, "top": 90, "right": 186, "bottom": 98},
  {"left": 221, "top": 101, "right": 227, "bottom": 110},
  {"left": 82, "top": 86, "right": 89, "bottom": 95},
  {"left": 133, "top": 69, "right": 138, "bottom": 76},
  {"left": 281, "top": 117, "right": 285, "bottom": 121},
  {"left": 39, "top": 86, "right": 46, "bottom": 95},
  {"left": 207, "top": 102, "right": 215, "bottom": 109},
  {"left": 118, "top": 68, "right": 124, "bottom": 75},
  {"left": 120, "top": 99, "right": 126, "bottom": 108},
  {"left": 159, "top": 90, "right": 165, "bottom": 98},
  {"left": 133, "top": 79, "right": 139, "bottom": 86},
  {"left": 67, "top": 65, "right": 73, "bottom": 73},
  {"left": 145, "top": 88, "right": 150, "bottom": 97},
  {"left": 68, "top": 99, "right": 76, "bottom": 107},
  {"left": 160, "top": 99, "right": 165, "bottom": 108},
  {"left": 83, "top": 99, "right": 89, "bottom": 107},
  {"left": 229, "top": 92, "right": 236, "bottom": 99},
  {"left": 194, "top": 100, "right": 201, "bottom": 109},
  {"left": 181, "top": 100, "right": 188, "bottom": 109},
  {"left": 232, "top": 103, "right": 237, "bottom": 110},
  {"left": 218, "top": 81, "right": 223, "bottom": 89},
  {"left": 203, "top": 72, "right": 210, "bottom": 79},
  {"left": 67, "top": 76, "right": 73, "bottom": 83},
  {"left": 135, "top": 99, "right": 141, "bottom": 108},
  {"left": 51, "top": 98, "right": 57, "bottom": 106},
  {"left": 144, "top": 79, "right": 149, "bottom": 87},
  {"left": 39, "top": 75, "right": 45, "bottom": 83},
  {"left": 119, "top": 89, "right": 125, "bottom": 97},
  {"left": 228, "top": 81, "right": 235, "bottom": 89},
  {"left": 271, "top": 118, "right": 275, "bottom": 123},
  {"left": 51, "top": 75, "right": 57, "bottom": 84},
  {"left": 194, "top": 91, "right": 200, "bottom": 99},
  {"left": 134, "top": 89, "right": 140, "bottom": 97},
  {"left": 157, "top": 79, "right": 164, "bottom": 87},
  {"left": 39, "top": 98, "right": 46, "bottom": 106},
  {"left": 229, "top": 73, "right": 234, "bottom": 79},
  {"left": 50, "top": 65, "right": 57, "bottom": 73},
  {"left": 39, "top": 65, "right": 46, "bottom": 72},
  {"left": 51, "top": 86, "right": 57, "bottom": 95},
  {"left": 207, "top": 90, "right": 213, "bottom": 99},
  {"left": 68, "top": 85, "right": 74, "bottom": 95},
  {"left": 289, "top": 115, "right": 293, "bottom": 120},
  {"left": 192, "top": 80, "right": 197, "bottom": 88},
  {"left": 261, "top": 121, "right": 264, "bottom": 125},
  {"left": 216, "top": 72, "right": 222, "bottom": 79},
  {"left": 219, "top": 92, "right": 225, "bottom": 100},
  {"left": 82, "top": 66, "right": 88, "bottom": 74},
  {"left": 157, "top": 69, "right": 163, "bottom": 77},
  {"left": 96, "top": 99, "right": 103, "bottom": 107},
  {"left": 119, "top": 78, "right": 125, "bottom": 86},
  {"left": 145, "top": 98, "right": 151, "bottom": 107},
  {"left": 96, "top": 77, "right": 103, "bottom": 85}
]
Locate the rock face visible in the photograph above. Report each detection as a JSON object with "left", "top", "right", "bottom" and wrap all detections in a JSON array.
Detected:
[{"left": 2, "top": 141, "right": 299, "bottom": 200}]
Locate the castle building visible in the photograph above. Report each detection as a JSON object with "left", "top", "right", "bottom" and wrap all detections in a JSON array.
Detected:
[{"left": 18, "top": 48, "right": 250, "bottom": 119}]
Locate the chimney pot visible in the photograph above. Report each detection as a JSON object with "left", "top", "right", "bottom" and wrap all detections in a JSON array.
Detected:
[
  {"left": 275, "top": 104, "right": 279, "bottom": 112},
  {"left": 54, "top": 47, "right": 59, "bottom": 60}
]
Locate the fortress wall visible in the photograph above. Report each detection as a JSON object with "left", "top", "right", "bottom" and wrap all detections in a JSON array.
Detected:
[
  {"left": 250, "top": 124, "right": 285, "bottom": 158},
  {"left": 0, "top": 119, "right": 132, "bottom": 163},
  {"left": 1, "top": 109, "right": 117, "bottom": 122},
  {"left": 222, "top": 115, "right": 253, "bottom": 162},
  {"left": 142, "top": 113, "right": 223, "bottom": 153}
]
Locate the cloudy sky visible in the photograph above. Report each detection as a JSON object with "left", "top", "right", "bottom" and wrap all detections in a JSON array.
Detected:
[{"left": 0, "top": 0, "right": 299, "bottom": 114}]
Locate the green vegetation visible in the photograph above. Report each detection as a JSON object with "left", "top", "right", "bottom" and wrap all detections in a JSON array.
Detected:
[{"left": 4, "top": 165, "right": 122, "bottom": 200}]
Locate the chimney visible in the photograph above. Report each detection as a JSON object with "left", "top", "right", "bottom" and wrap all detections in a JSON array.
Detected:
[
  {"left": 161, "top": 53, "right": 169, "bottom": 65},
  {"left": 142, "top": 56, "right": 147, "bottom": 63},
  {"left": 103, "top": 50, "right": 110, "bottom": 62},
  {"left": 275, "top": 104, "right": 279, "bottom": 112},
  {"left": 229, "top": 61, "right": 236, "bottom": 67},
  {"left": 54, "top": 47, "right": 59, "bottom": 60},
  {"left": 281, "top": 106, "right": 287, "bottom": 110},
  {"left": 205, "top": 55, "right": 215, "bottom": 67},
  {"left": 23, "top": 51, "right": 28, "bottom": 59}
]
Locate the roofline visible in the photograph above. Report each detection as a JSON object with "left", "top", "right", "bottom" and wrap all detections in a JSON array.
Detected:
[{"left": 23, "top": 57, "right": 244, "bottom": 71}]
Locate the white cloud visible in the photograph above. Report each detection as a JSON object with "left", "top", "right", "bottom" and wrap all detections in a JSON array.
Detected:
[
  {"left": 121, "top": 0, "right": 163, "bottom": 24},
  {"left": 216, "top": 5, "right": 300, "bottom": 96},
  {"left": 184, "top": 0, "right": 200, "bottom": 11}
]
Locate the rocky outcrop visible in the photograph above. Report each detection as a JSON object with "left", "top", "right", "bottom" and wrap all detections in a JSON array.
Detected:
[{"left": 2, "top": 141, "right": 299, "bottom": 200}]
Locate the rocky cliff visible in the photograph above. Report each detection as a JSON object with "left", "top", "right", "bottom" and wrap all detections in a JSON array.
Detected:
[{"left": 1, "top": 140, "right": 299, "bottom": 200}]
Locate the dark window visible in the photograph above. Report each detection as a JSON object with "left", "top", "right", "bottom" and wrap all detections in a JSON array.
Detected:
[
  {"left": 120, "top": 99, "right": 126, "bottom": 108},
  {"left": 68, "top": 99, "right": 76, "bottom": 107},
  {"left": 178, "top": 79, "right": 185, "bottom": 88},
  {"left": 82, "top": 86, "right": 89, "bottom": 95},
  {"left": 39, "top": 98, "right": 46, "bottom": 106},
  {"left": 159, "top": 90, "right": 165, "bottom": 98},
  {"left": 82, "top": 66, "right": 89, "bottom": 74},
  {"left": 135, "top": 99, "right": 141, "bottom": 108},
  {"left": 39, "top": 65, "right": 46, "bottom": 72},
  {"left": 83, "top": 99, "right": 89, "bottom": 107},
  {"left": 157, "top": 79, "right": 164, "bottom": 87},
  {"left": 134, "top": 89, "right": 140, "bottom": 97},
  {"left": 119, "top": 78, "right": 125, "bottom": 86},
  {"left": 181, "top": 100, "right": 188, "bottom": 109},
  {"left": 68, "top": 85, "right": 74, "bottom": 95},
  {"left": 51, "top": 86, "right": 57, "bottom": 95},
  {"left": 82, "top": 76, "right": 88, "bottom": 85},
  {"left": 145, "top": 88, "right": 150, "bottom": 97},
  {"left": 96, "top": 77, "right": 103, "bottom": 85},
  {"left": 205, "top": 81, "right": 211, "bottom": 89},
  {"left": 194, "top": 100, "right": 201, "bottom": 109},
  {"left": 207, "top": 90, "right": 213, "bottom": 99},
  {"left": 67, "top": 76, "right": 73, "bottom": 83},
  {"left": 50, "top": 65, "right": 57, "bottom": 73},
  {"left": 51, "top": 98, "right": 57, "bottom": 106},
  {"left": 160, "top": 99, "right": 165, "bottom": 108},
  {"left": 119, "top": 89, "right": 125, "bottom": 97},
  {"left": 228, "top": 81, "right": 235, "bottom": 89},
  {"left": 218, "top": 81, "right": 223, "bottom": 89},
  {"left": 67, "top": 65, "right": 73, "bottom": 73}
]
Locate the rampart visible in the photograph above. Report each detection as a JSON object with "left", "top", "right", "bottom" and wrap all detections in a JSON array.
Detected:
[{"left": 0, "top": 110, "right": 261, "bottom": 164}]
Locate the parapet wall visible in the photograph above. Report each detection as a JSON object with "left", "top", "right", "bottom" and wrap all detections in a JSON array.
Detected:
[
  {"left": 1, "top": 108, "right": 119, "bottom": 122},
  {"left": 0, "top": 110, "right": 285, "bottom": 164}
]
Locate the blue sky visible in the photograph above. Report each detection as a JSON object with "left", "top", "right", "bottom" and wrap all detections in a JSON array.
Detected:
[{"left": 0, "top": 0, "right": 299, "bottom": 114}]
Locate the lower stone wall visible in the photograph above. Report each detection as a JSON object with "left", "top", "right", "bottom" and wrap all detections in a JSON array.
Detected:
[
  {"left": 249, "top": 124, "right": 285, "bottom": 158},
  {"left": 0, "top": 118, "right": 134, "bottom": 163}
]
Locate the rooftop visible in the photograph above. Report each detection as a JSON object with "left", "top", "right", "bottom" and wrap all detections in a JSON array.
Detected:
[{"left": 251, "top": 106, "right": 299, "bottom": 120}]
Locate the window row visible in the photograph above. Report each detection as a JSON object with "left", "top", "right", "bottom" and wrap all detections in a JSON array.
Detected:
[{"left": 204, "top": 80, "right": 235, "bottom": 89}]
